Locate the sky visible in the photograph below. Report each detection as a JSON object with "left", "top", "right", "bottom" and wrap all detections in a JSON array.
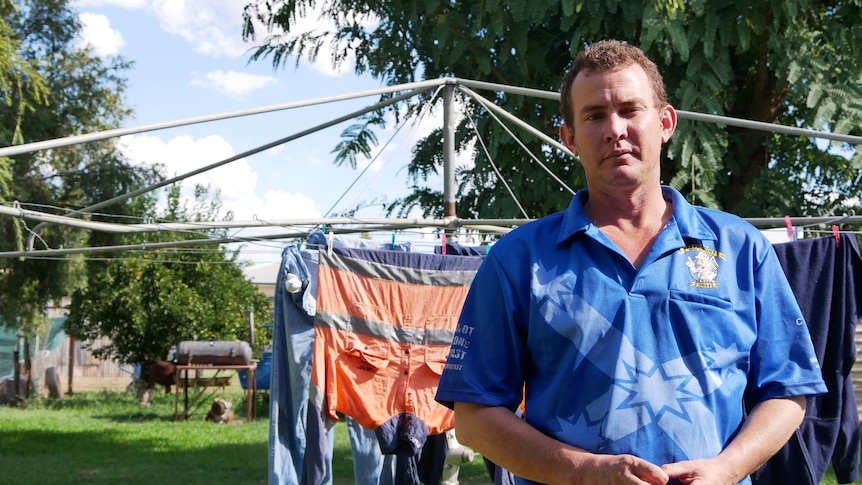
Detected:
[{"left": 69, "top": 0, "right": 448, "bottom": 264}]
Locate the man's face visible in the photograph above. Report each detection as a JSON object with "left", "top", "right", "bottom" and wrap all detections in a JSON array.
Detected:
[{"left": 559, "top": 63, "right": 676, "bottom": 194}]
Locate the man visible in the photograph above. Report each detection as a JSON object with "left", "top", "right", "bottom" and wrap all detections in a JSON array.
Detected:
[{"left": 435, "top": 40, "right": 827, "bottom": 484}]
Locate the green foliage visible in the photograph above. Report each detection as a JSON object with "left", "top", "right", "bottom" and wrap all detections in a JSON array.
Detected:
[
  {"left": 64, "top": 185, "right": 273, "bottom": 367},
  {"left": 331, "top": 115, "right": 382, "bottom": 169},
  {"left": 0, "top": 0, "right": 47, "bottom": 227},
  {"left": 0, "top": 0, "right": 48, "bottom": 151},
  {"left": 243, "top": 0, "right": 862, "bottom": 221},
  {"left": 0, "top": 0, "right": 155, "bottom": 336}
]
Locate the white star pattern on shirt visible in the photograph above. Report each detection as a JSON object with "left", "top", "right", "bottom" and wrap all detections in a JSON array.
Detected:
[
  {"left": 704, "top": 341, "right": 746, "bottom": 369},
  {"left": 532, "top": 261, "right": 728, "bottom": 458},
  {"left": 532, "top": 263, "right": 575, "bottom": 322},
  {"left": 616, "top": 362, "right": 696, "bottom": 422},
  {"left": 700, "top": 341, "right": 747, "bottom": 392}
]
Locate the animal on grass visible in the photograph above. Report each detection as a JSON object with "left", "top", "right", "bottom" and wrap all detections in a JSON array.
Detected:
[
  {"left": 148, "top": 360, "right": 176, "bottom": 393},
  {"left": 205, "top": 397, "right": 234, "bottom": 424}
]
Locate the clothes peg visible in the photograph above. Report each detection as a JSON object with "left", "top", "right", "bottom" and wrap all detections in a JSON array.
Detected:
[
  {"left": 391, "top": 232, "right": 397, "bottom": 250},
  {"left": 328, "top": 230, "right": 334, "bottom": 256},
  {"left": 441, "top": 234, "right": 447, "bottom": 254},
  {"left": 832, "top": 225, "right": 840, "bottom": 247},
  {"left": 784, "top": 215, "right": 796, "bottom": 240}
]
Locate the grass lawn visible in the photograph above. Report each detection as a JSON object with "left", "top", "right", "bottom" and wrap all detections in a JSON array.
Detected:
[
  {"left": 0, "top": 391, "right": 269, "bottom": 484},
  {"left": 0, "top": 391, "right": 851, "bottom": 484},
  {"left": 0, "top": 391, "right": 490, "bottom": 485}
]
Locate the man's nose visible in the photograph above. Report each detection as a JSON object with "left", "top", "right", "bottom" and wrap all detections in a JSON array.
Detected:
[{"left": 605, "top": 114, "right": 627, "bottom": 142}]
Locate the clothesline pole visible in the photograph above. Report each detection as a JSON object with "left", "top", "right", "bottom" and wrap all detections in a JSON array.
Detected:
[
  {"left": 442, "top": 81, "right": 457, "bottom": 246},
  {"left": 443, "top": 81, "right": 457, "bottom": 221}
]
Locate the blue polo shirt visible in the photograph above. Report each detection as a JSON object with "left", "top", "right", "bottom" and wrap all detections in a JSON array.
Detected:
[{"left": 435, "top": 186, "right": 827, "bottom": 484}]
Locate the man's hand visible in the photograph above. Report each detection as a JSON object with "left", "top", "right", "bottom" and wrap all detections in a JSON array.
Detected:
[
  {"left": 454, "top": 402, "right": 670, "bottom": 484},
  {"left": 662, "top": 458, "right": 735, "bottom": 484},
  {"left": 661, "top": 396, "right": 806, "bottom": 485},
  {"left": 578, "top": 453, "right": 669, "bottom": 485}
]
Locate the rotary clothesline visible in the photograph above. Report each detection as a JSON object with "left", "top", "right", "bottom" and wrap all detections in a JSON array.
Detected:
[
  {"left": 1, "top": 210, "right": 860, "bottom": 260},
  {"left": 1, "top": 78, "right": 861, "bottom": 259}
]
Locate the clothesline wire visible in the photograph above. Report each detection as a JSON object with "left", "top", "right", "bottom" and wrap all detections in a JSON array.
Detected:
[
  {"left": 322, "top": 86, "right": 445, "bottom": 219},
  {"left": 20, "top": 228, "right": 857, "bottom": 266},
  {"left": 16, "top": 209, "right": 244, "bottom": 252},
  {"left": 15, "top": 255, "right": 251, "bottom": 265},
  {"left": 4, "top": 217, "right": 858, "bottom": 263},
  {"left": 464, "top": 97, "right": 531, "bottom": 219},
  {"left": 807, "top": 229, "right": 862, "bottom": 236},
  {"left": 12, "top": 232, "right": 492, "bottom": 265},
  {"left": 5, "top": 193, "right": 862, "bottom": 238},
  {"left": 9, "top": 194, "right": 256, "bottom": 250},
  {"left": 5, "top": 200, "right": 249, "bottom": 230},
  {"left": 342, "top": 85, "right": 448, "bottom": 217},
  {"left": 798, "top": 213, "right": 859, "bottom": 229},
  {"left": 458, "top": 86, "right": 577, "bottom": 197}
]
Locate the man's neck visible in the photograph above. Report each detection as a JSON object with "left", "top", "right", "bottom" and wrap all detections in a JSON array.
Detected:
[
  {"left": 585, "top": 184, "right": 668, "bottom": 227},
  {"left": 585, "top": 184, "right": 672, "bottom": 268}
]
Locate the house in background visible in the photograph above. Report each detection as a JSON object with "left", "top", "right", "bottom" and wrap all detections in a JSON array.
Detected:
[{"left": 243, "top": 262, "right": 280, "bottom": 303}]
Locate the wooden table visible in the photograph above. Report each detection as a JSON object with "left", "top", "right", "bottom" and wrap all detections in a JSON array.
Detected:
[{"left": 173, "top": 362, "right": 257, "bottom": 422}]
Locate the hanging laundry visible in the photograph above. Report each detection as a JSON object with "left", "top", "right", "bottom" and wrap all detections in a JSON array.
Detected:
[
  {"left": 434, "top": 241, "right": 515, "bottom": 485},
  {"left": 751, "top": 235, "right": 862, "bottom": 485},
  {"left": 270, "top": 231, "right": 402, "bottom": 485},
  {"left": 308, "top": 246, "right": 483, "bottom": 484},
  {"left": 269, "top": 243, "right": 317, "bottom": 485},
  {"left": 433, "top": 242, "right": 488, "bottom": 256}
]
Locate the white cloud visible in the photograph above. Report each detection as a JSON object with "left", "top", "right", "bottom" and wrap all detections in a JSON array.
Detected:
[
  {"left": 149, "top": 0, "right": 252, "bottom": 58},
  {"left": 76, "top": 0, "right": 252, "bottom": 58},
  {"left": 72, "top": 0, "right": 148, "bottom": 8},
  {"left": 76, "top": 13, "right": 126, "bottom": 57},
  {"left": 117, "top": 133, "right": 320, "bottom": 222},
  {"left": 259, "top": 189, "right": 322, "bottom": 220},
  {"left": 76, "top": 0, "right": 363, "bottom": 73},
  {"left": 116, "top": 132, "right": 325, "bottom": 264},
  {"left": 190, "top": 70, "right": 278, "bottom": 98}
]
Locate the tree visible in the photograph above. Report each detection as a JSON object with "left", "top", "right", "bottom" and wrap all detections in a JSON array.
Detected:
[
  {"left": 242, "top": 0, "right": 862, "bottom": 221},
  {"left": 0, "top": 0, "right": 48, "bottom": 251},
  {"left": 65, "top": 184, "right": 273, "bottom": 384},
  {"left": 0, "top": 0, "right": 158, "bottom": 336},
  {"left": 0, "top": 0, "right": 47, "bottom": 149}
]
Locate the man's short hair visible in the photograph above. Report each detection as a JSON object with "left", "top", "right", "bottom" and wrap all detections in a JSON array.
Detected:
[{"left": 560, "top": 39, "right": 668, "bottom": 127}]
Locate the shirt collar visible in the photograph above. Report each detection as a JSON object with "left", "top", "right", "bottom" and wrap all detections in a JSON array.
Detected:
[{"left": 557, "top": 186, "right": 717, "bottom": 245}]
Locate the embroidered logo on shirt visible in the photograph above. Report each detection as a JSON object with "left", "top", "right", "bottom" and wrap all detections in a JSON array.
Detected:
[{"left": 680, "top": 246, "right": 725, "bottom": 289}]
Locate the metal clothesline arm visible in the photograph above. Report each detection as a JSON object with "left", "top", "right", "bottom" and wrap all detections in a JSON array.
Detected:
[
  {"left": 0, "top": 79, "right": 448, "bottom": 159},
  {"left": 457, "top": 78, "right": 862, "bottom": 145},
  {"left": 24, "top": 86, "right": 433, "bottom": 251}
]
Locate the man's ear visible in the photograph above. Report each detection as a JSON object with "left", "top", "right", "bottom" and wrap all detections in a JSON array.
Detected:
[
  {"left": 560, "top": 124, "right": 577, "bottom": 157},
  {"left": 661, "top": 105, "right": 677, "bottom": 144}
]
